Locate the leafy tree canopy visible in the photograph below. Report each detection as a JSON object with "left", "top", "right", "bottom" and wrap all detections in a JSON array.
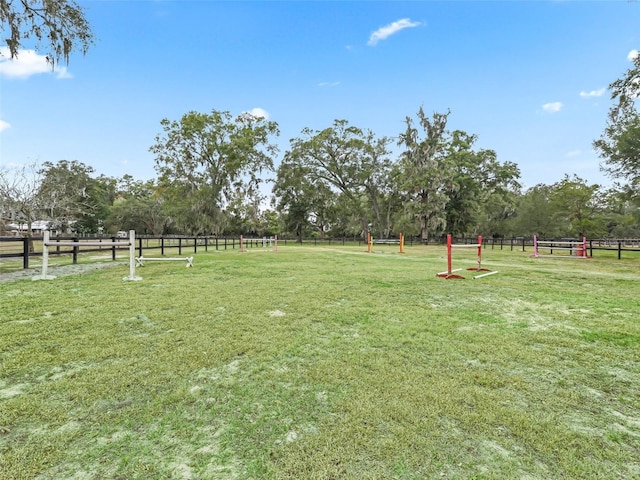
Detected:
[
  {"left": 150, "top": 109, "right": 279, "bottom": 235},
  {"left": 397, "top": 108, "right": 453, "bottom": 240},
  {"left": 0, "top": 0, "right": 94, "bottom": 66},
  {"left": 285, "top": 119, "right": 392, "bottom": 237},
  {"left": 594, "top": 54, "right": 640, "bottom": 186}
]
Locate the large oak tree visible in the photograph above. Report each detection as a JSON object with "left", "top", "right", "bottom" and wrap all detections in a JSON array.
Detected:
[
  {"left": 397, "top": 108, "right": 452, "bottom": 241},
  {"left": 284, "top": 119, "right": 394, "bottom": 238},
  {"left": 150, "top": 110, "right": 279, "bottom": 236}
]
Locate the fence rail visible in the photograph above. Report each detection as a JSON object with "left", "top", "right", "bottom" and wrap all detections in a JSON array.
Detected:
[
  {"left": 2, "top": 235, "right": 640, "bottom": 271},
  {"left": 481, "top": 237, "right": 640, "bottom": 260}
]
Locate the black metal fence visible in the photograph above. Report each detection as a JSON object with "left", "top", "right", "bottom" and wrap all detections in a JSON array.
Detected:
[{"left": 1, "top": 235, "right": 640, "bottom": 270}]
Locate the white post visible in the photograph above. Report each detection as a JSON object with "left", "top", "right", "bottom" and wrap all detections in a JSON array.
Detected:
[
  {"left": 124, "top": 230, "right": 142, "bottom": 281},
  {"left": 32, "top": 230, "right": 57, "bottom": 280},
  {"left": 42, "top": 230, "right": 50, "bottom": 279}
]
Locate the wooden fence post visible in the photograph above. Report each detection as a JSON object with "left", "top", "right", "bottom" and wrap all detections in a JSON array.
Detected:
[
  {"left": 23, "top": 236, "right": 30, "bottom": 269},
  {"left": 72, "top": 237, "right": 79, "bottom": 264}
]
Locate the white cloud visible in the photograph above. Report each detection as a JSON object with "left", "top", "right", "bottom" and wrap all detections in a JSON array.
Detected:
[
  {"left": 0, "top": 120, "right": 10, "bottom": 132},
  {"left": 318, "top": 81, "right": 340, "bottom": 87},
  {"left": 248, "top": 107, "right": 269, "bottom": 119},
  {"left": 367, "top": 18, "right": 422, "bottom": 46},
  {"left": 566, "top": 150, "right": 581, "bottom": 157},
  {"left": 54, "top": 66, "right": 73, "bottom": 79},
  {"left": 579, "top": 88, "right": 605, "bottom": 98},
  {"left": 628, "top": 49, "right": 639, "bottom": 61},
  {"left": 0, "top": 47, "right": 72, "bottom": 79},
  {"left": 542, "top": 102, "right": 563, "bottom": 113}
]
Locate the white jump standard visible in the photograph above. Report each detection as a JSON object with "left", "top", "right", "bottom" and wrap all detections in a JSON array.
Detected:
[
  {"left": 437, "top": 234, "right": 498, "bottom": 280},
  {"left": 136, "top": 256, "right": 193, "bottom": 267},
  {"left": 34, "top": 229, "right": 141, "bottom": 281},
  {"left": 532, "top": 235, "right": 589, "bottom": 259}
]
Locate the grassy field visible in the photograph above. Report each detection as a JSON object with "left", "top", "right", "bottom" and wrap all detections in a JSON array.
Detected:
[{"left": 1, "top": 244, "right": 639, "bottom": 479}]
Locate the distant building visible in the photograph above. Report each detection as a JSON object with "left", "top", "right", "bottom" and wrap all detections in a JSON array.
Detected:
[{"left": 6, "top": 220, "right": 51, "bottom": 236}]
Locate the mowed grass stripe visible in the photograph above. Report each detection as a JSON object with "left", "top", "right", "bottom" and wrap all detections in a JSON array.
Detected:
[{"left": 1, "top": 246, "right": 639, "bottom": 479}]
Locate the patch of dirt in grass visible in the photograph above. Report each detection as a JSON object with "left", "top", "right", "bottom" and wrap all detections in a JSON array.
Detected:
[
  {"left": 196, "top": 359, "right": 244, "bottom": 385},
  {"left": 0, "top": 382, "right": 28, "bottom": 399},
  {"left": 95, "top": 430, "right": 129, "bottom": 446},
  {"left": 36, "top": 362, "right": 97, "bottom": 383},
  {"left": 611, "top": 422, "right": 640, "bottom": 439},
  {"left": 119, "top": 313, "right": 156, "bottom": 329},
  {"left": 0, "top": 362, "right": 100, "bottom": 403},
  {"left": 562, "top": 413, "right": 603, "bottom": 437},
  {"left": 492, "top": 298, "right": 585, "bottom": 331},
  {"left": 563, "top": 407, "right": 640, "bottom": 442},
  {"left": 168, "top": 462, "right": 195, "bottom": 479},
  {"left": 583, "top": 386, "right": 604, "bottom": 399},
  {"left": 29, "top": 421, "right": 82, "bottom": 437},
  {"left": 4, "top": 318, "right": 37, "bottom": 325},
  {"left": 610, "top": 410, "right": 640, "bottom": 434},
  {"left": 325, "top": 298, "right": 350, "bottom": 308},
  {"left": 40, "top": 424, "right": 240, "bottom": 480},
  {"left": 481, "top": 439, "right": 512, "bottom": 458},
  {"left": 608, "top": 367, "right": 637, "bottom": 383}
]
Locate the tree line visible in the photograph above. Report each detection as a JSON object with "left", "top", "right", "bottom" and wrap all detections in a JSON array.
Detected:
[{"left": 1, "top": 101, "right": 638, "bottom": 241}]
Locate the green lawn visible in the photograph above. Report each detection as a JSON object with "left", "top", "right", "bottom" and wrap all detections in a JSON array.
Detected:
[{"left": 1, "top": 245, "right": 639, "bottom": 479}]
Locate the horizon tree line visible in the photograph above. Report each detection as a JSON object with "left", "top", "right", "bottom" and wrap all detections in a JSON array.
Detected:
[{"left": 1, "top": 102, "right": 638, "bottom": 242}]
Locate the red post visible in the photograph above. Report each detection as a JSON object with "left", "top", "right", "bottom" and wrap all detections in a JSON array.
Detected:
[
  {"left": 477, "top": 235, "right": 483, "bottom": 270},
  {"left": 447, "top": 234, "right": 453, "bottom": 275}
]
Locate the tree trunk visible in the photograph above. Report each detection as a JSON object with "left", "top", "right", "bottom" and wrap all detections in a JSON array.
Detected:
[
  {"left": 420, "top": 215, "right": 428, "bottom": 241},
  {"left": 360, "top": 218, "right": 369, "bottom": 240},
  {"left": 25, "top": 219, "right": 35, "bottom": 252}
]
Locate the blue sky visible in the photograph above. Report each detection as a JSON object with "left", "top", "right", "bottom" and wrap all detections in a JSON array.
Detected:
[{"left": 1, "top": 0, "right": 639, "bottom": 192}]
